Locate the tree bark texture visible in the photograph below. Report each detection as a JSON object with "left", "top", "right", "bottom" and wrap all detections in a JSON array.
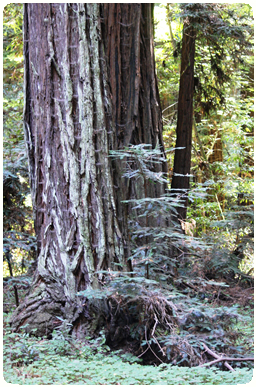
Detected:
[
  {"left": 171, "top": 17, "right": 196, "bottom": 222},
  {"left": 11, "top": 3, "right": 167, "bottom": 337},
  {"left": 102, "top": 3, "right": 167, "bottom": 229},
  {"left": 12, "top": 3, "right": 127, "bottom": 337}
]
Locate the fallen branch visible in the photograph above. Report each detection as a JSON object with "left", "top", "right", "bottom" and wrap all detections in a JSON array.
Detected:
[
  {"left": 200, "top": 357, "right": 254, "bottom": 368},
  {"left": 202, "top": 343, "right": 234, "bottom": 371},
  {"left": 200, "top": 343, "right": 254, "bottom": 371}
]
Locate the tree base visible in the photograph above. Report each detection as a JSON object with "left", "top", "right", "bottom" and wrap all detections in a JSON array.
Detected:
[
  {"left": 11, "top": 281, "right": 78, "bottom": 337},
  {"left": 10, "top": 279, "right": 110, "bottom": 339}
]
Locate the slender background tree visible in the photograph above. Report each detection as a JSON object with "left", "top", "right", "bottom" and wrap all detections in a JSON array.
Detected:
[
  {"left": 169, "top": 3, "right": 253, "bottom": 224},
  {"left": 170, "top": 4, "right": 196, "bottom": 223}
]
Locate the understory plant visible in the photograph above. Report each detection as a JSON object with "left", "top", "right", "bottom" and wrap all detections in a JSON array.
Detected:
[
  {"left": 110, "top": 144, "right": 253, "bottom": 284},
  {"left": 3, "top": 311, "right": 253, "bottom": 385},
  {"left": 78, "top": 144, "right": 254, "bottom": 368}
]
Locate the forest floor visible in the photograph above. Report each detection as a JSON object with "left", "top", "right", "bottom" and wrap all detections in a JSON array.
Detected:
[{"left": 3, "top": 275, "right": 254, "bottom": 385}]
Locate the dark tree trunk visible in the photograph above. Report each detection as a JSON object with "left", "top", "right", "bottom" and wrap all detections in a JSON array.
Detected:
[
  {"left": 171, "top": 18, "right": 196, "bottom": 222},
  {"left": 103, "top": 4, "right": 165, "bottom": 153},
  {"left": 103, "top": 3, "right": 167, "bottom": 233},
  {"left": 11, "top": 3, "right": 167, "bottom": 337}
]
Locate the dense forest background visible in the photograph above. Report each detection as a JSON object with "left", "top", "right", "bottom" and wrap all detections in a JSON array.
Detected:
[{"left": 3, "top": 3, "right": 254, "bottom": 384}]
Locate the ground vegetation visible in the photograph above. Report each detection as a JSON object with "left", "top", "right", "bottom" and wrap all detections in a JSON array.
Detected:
[{"left": 3, "top": 3, "right": 254, "bottom": 383}]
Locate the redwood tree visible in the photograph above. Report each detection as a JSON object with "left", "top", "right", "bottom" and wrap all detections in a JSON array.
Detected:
[
  {"left": 171, "top": 8, "right": 196, "bottom": 222},
  {"left": 103, "top": 3, "right": 167, "bottom": 236},
  {"left": 171, "top": 3, "right": 252, "bottom": 223},
  {"left": 11, "top": 3, "right": 167, "bottom": 337}
]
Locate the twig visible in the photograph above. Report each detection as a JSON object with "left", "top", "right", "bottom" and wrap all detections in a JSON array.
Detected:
[
  {"left": 201, "top": 343, "right": 254, "bottom": 371},
  {"left": 152, "top": 335, "right": 166, "bottom": 356},
  {"left": 151, "top": 316, "right": 158, "bottom": 336},
  {"left": 144, "top": 326, "right": 164, "bottom": 364},
  {"left": 137, "top": 345, "right": 149, "bottom": 358},
  {"left": 200, "top": 357, "right": 254, "bottom": 368},
  {"left": 180, "top": 280, "right": 198, "bottom": 292},
  {"left": 202, "top": 342, "right": 234, "bottom": 371}
]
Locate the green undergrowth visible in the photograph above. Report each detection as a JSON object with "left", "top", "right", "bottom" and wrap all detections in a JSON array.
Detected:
[
  {"left": 3, "top": 357, "right": 253, "bottom": 385},
  {"left": 3, "top": 311, "right": 253, "bottom": 385}
]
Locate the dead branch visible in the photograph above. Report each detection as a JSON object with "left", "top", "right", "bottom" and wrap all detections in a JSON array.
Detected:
[
  {"left": 201, "top": 343, "right": 254, "bottom": 371},
  {"left": 200, "top": 357, "right": 254, "bottom": 369},
  {"left": 144, "top": 326, "right": 164, "bottom": 364},
  {"left": 202, "top": 342, "right": 234, "bottom": 371},
  {"left": 153, "top": 334, "right": 166, "bottom": 356}
]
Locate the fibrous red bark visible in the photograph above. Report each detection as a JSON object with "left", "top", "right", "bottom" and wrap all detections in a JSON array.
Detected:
[
  {"left": 11, "top": 3, "right": 167, "bottom": 337},
  {"left": 12, "top": 3, "right": 127, "bottom": 337},
  {"left": 103, "top": 3, "right": 167, "bottom": 236}
]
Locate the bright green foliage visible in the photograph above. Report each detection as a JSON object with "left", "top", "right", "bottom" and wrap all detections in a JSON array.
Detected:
[
  {"left": 154, "top": 4, "right": 254, "bottom": 278},
  {"left": 2, "top": 4, "right": 254, "bottom": 383},
  {"left": 3, "top": 3, "right": 24, "bottom": 161},
  {"left": 80, "top": 145, "right": 253, "bottom": 370},
  {"left": 3, "top": 312, "right": 253, "bottom": 385},
  {"left": 5, "top": 359, "right": 252, "bottom": 385},
  {"left": 154, "top": 4, "right": 181, "bottom": 169},
  {"left": 3, "top": 4, "right": 36, "bottom": 276},
  {"left": 154, "top": 3, "right": 253, "bottom": 212}
]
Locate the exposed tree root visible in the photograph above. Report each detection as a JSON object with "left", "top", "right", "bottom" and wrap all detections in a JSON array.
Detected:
[
  {"left": 10, "top": 280, "right": 85, "bottom": 337},
  {"left": 96, "top": 276, "right": 253, "bottom": 368},
  {"left": 8, "top": 271, "right": 253, "bottom": 369}
]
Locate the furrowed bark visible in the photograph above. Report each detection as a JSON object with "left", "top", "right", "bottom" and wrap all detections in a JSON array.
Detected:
[
  {"left": 103, "top": 3, "right": 168, "bottom": 231},
  {"left": 12, "top": 3, "right": 126, "bottom": 337},
  {"left": 12, "top": 3, "right": 167, "bottom": 337}
]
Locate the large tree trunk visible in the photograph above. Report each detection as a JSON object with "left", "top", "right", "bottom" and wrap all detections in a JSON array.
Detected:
[
  {"left": 11, "top": 3, "right": 167, "bottom": 337},
  {"left": 103, "top": 3, "right": 167, "bottom": 233},
  {"left": 12, "top": 3, "right": 126, "bottom": 337},
  {"left": 171, "top": 16, "right": 196, "bottom": 222}
]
